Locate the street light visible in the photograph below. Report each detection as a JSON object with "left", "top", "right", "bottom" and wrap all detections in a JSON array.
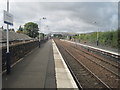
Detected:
[
  {"left": 46, "top": 25, "right": 50, "bottom": 33},
  {"left": 39, "top": 17, "right": 46, "bottom": 48},
  {"left": 93, "top": 22, "right": 99, "bottom": 46}
]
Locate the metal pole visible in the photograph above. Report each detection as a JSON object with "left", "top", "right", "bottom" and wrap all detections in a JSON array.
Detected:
[
  {"left": 93, "top": 22, "right": 99, "bottom": 46},
  {"left": 6, "top": 0, "right": 11, "bottom": 74},
  {"left": 7, "top": 0, "right": 9, "bottom": 53},
  {"left": 79, "top": 34, "right": 80, "bottom": 43},
  {"left": 42, "top": 17, "right": 46, "bottom": 41},
  {"left": 39, "top": 19, "right": 41, "bottom": 42},
  {"left": 97, "top": 28, "right": 99, "bottom": 46},
  {"left": 39, "top": 19, "right": 41, "bottom": 48}
]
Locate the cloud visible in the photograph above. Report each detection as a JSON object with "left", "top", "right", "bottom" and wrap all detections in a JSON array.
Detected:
[
  {"left": 0, "top": 1, "right": 118, "bottom": 34},
  {"left": 7, "top": 0, "right": 120, "bottom": 2}
]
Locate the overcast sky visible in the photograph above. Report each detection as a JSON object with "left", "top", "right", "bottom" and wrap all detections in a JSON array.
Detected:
[{"left": 0, "top": 0, "right": 118, "bottom": 34}]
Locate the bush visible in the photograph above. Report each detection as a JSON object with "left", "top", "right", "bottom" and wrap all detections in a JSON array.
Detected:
[{"left": 73, "top": 30, "right": 119, "bottom": 49}]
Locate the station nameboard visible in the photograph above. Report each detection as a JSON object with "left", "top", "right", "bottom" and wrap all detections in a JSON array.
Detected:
[{"left": 3, "top": 10, "right": 13, "bottom": 25}]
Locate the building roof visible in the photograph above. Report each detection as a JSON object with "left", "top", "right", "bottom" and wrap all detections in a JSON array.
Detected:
[{"left": 0, "top": 30, "right": 32, "bottom": 42}]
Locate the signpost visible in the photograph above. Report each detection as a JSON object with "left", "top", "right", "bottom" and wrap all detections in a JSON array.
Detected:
[
  {"left": 4, "top": 10, "right": 13, "bottom": 25},
  {"left": 3, "top": 0, "right": 13, "bottom": 74}
]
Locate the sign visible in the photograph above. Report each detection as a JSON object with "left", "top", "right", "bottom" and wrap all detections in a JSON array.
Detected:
[{"left": 4, "top": 10, "right": 13, "bottom": 25}]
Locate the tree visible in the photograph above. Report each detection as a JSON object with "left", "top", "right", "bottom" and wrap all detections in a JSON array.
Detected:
[
  {"left": 18, "top": 25, "right": 23, "bottom": 31},
  {"left": 16, "top": 30, "right": 23, "bottom": 33},
  {"left": 17, "top": 25, "right": 24, "bottom": 33},
  {"left": 9, "top": 28, "right": 15, "bottom": 32},
  {"left": 24, "top": 22, "right": 39, "bottom": 38}
]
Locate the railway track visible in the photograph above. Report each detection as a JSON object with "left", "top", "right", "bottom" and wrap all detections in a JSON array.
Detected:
[
  {"left": 71, "top": 42, "right": 120, "bottom": 69},
  {"left": 54, "top": 39, "right": 120, "bottom": 89},
  {"left": 63, "top": 39, "right": 120, "bottom": 60},
  {"left": 67, "top": 40, "right": 120, "bottom": 78},
  {"left": 70, "top": 44, "right": 120, "bottom": 78}
]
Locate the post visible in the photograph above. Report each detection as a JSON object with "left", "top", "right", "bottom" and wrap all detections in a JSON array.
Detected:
[
  {"left": 38, "top": 17, "right": 46, "bottom": 47},
  {"left": 39, "top": 19, "right": 41, "bottom": 48},
  {"left": 97, "top": 29, "right": 99, "bottom": 46},
  {"left": 6, "top": 0, "right": 11, "bottom": 74},
  {"left": 39, "top": 32, "right": 41, "bottom": 48},
  {"left": 93, "top": 22, "right": 99, "bottom": 46},
  {"left": 79, "top": 34, "right": 80, "bottom": 43}
]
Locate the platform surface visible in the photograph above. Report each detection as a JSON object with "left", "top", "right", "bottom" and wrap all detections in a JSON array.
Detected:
[{"left": 3, "top": 40, "right": 56, "bottom": 88}]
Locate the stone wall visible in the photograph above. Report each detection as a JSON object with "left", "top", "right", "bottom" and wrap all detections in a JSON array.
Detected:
[{"left": 2, "top": 41, "right": 39, "bottom": 71}]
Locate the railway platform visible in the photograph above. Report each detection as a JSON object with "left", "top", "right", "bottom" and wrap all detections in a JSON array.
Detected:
[
  {"left": 61, "top": 39, "right": 119, "bottom": 58},
  {"left": 2, "top": 39, "right": 78, "bottom": 89}
]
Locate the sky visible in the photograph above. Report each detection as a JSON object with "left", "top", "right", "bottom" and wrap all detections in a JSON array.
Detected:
[{"left": 0, "top": 0, "right": 119, "bottom": 34}]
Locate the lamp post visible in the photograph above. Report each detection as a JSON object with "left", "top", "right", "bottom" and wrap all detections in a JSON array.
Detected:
[
  {"left": 39, "top": 17, "right": 46, "bottom": 48},
  {"left": 93, "top": 22, "right": 99, "bottom": 46},
  {"left": 6, "top": 0, "right": 10, "bottom": 74},
  {"left": 97, "top": 28, "right": 99, "bottom": 46},
  {"left": 79, "top": 34, "right": 81, "bottom": 43}
]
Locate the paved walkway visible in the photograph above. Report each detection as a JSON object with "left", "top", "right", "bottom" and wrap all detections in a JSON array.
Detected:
[{"left": 3, "top": 40, "right": 56, "bottom": 88}]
